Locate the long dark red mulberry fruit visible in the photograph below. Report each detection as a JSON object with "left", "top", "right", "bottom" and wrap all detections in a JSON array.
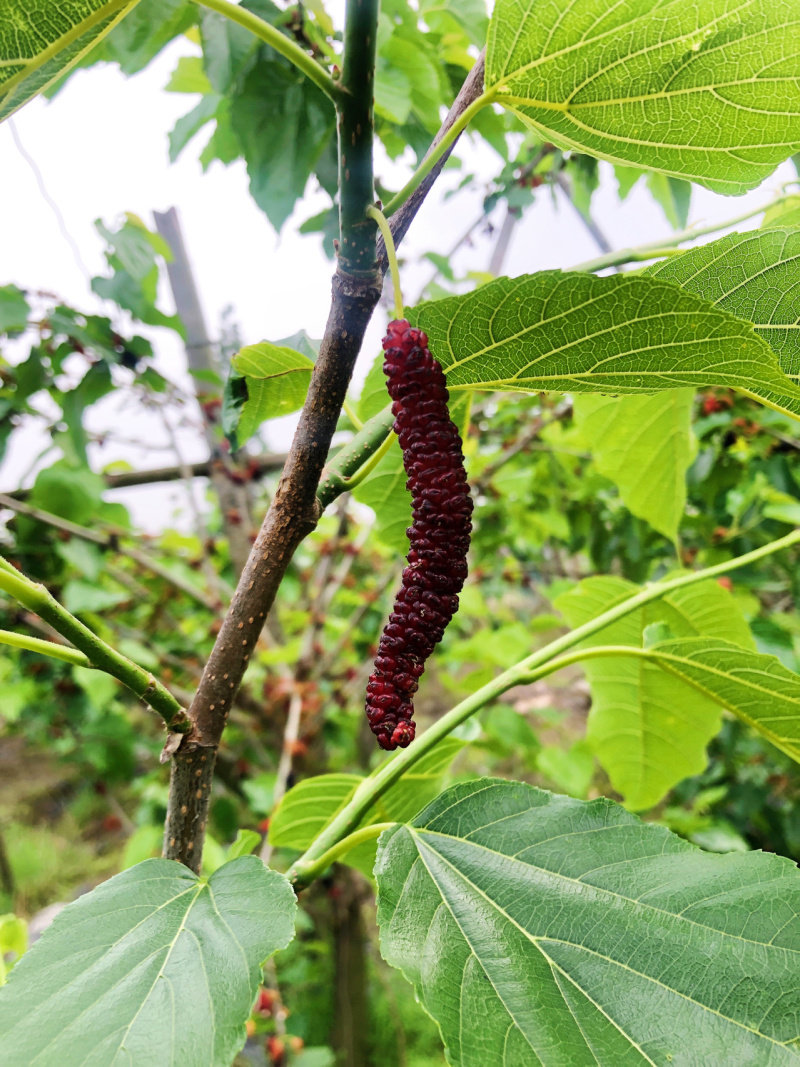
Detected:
[{"left": 365, "top": 320, "right": 472, "bottom": 750}]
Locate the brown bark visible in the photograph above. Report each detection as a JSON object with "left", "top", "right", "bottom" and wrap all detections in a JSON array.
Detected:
[
  {"left": 164, "top": 53, "right": 487, "bottom": 871},
  {"left": 163, "top": 746, "right": 216, "bottom": 866},
  {"left": 164, "top": 270, "right": 381, "bottom": 867},
  {"left": 104, "top": 452, "right": 288, "bottom": 490},
  {"left": 376, "top": 51, "right": 486, "bottom": 269}
]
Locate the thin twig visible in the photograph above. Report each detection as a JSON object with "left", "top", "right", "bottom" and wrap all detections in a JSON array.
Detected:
[
  {"left": 161, "top": 405, "right": 226, "bottom": 603},
  {"left": 487, "top": 207, "right": 520, "bottom": 276},
  {"left": 473, "top": 402, "right": 570, "bottom": 492},
  {"left": 486, "top": 146, "right": 553, "bottom": 278},
  {"left": 377, "top": 52, "right": 487, "bottom": 270},
  {"left": 0, "top": 493, "right": 222, "bottom": 613},
  {"left": 313, "top": 565, "right": 398, "bottom": 682},
  {"left": 0, "top": 559, "right": 189, "bottom": 731},
  {"left": 572, "top": 190, "right": 797, "bottom": 273},
  {"left": 7, "top": 120, "right": 92, "bottom": 284},
  {"left": 154, "top": 206, "right": 256, "bottom": 576},
  {"left": 108, "top": 452, "right": 288, "bottom": 490},
  {"left": 415, "top": 212, "right": 487, "bottom": 302},
  {"left": 2, "top": 452, "right": 288, "bottom": 497},
  {"left": 258, "top": 689, "right": 303, "bottom": 867},
  {"left": 259, "top": 501, "right": 353, "bottom": 865},
  {"left": 554, "top": 171, "right": 615, "bottom": 257}
]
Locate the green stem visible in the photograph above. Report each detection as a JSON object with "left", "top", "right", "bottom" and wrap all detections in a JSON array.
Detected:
[
  {"left": 572, "top": 192, "right": 797, "bottom": 273},
  {"left": 317, "top": 406, "right": 395, "bottom": 510},
  {"left": 287, "top": 527, "right": 800, "bottom": 887},
  {"left": 342, "top": 398, "right": 364, "bottom": 431},
  {"left": 195, "top": 0, "right": 337, "bottom": 101},
  {"left": 337, "top": 0, "right": 380, "bottom": 274},
  {"left": 623, "top": 248, "right": 684, "bottom": 263},
  {"left": 340, "top": 428, "right": 395, "bottom": 490},
  {"left": 0, "top": 556, "right": 19, "bottom": 576},
  {"left": 383, "top": 91, "right": 495, "bottom": 218},
  {"left": 516, "top": 644, "right": 630, "bottom": 681},
  {"left": 0, "top": 560, "right": 189, "bottom": 731},
  {"left": 291, "top": 822, "right": 395, "bottom": 886},
  {"left": 0, "top": 628, "right": 90, "bottom": 667},
  {"left": 367, "top": 205, "right": 403, "bottom": 318}
]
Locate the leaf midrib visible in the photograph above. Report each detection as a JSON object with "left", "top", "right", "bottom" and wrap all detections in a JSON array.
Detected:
[
  {"left": 514, "top": 99, "right": 800, "bottom": 153},
  {"left": 110, "top": 888, "right": 213, "bottom": 1067},
  {"left": 0, "top": 0, "right": 136, "bottom": 100},
  {"left": 648, "top": 648, "right": 800, "bottom": 756},
  {"left": 21, "top": 878, "right": 207, "bottom": 1065},
  {"left": 242, "top": 366, "right": 313, "bottom": 382},
  {"left": 411, "top": 833, "right": 793, "bottom": 1051},
  {"left": 550, "top": 962, "right": 638, "bottom": 1067},
  {"left": 495, "top": 110, "right": 754, "bottom": 189},
  {"left": 444, "top": 304, "right": 761, "bottom": 382},
  {"left": 412, "top": 826, "right": 796, "bottom": 951}
]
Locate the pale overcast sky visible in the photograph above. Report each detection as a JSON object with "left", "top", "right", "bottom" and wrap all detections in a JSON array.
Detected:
[{"left": 1, "top": 9, "right": 795, "bottom": 529}]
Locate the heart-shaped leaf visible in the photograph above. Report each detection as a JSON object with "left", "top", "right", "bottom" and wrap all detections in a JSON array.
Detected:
[
  {"left": 0, "top": 857, "right": 296, "bottom": 1066},
  {"left": 573, "top": 389, "right": 695, "bottom": 541}
]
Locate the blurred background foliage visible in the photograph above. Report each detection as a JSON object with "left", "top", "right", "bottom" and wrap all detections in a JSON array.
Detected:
[{"left": 2, "top": 2, "right": 800, "bottom": 1064}]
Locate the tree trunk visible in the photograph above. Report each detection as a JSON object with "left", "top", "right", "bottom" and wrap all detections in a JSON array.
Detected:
[{"left": 330, "top": 867, "right": 370, "bottom": 1067}]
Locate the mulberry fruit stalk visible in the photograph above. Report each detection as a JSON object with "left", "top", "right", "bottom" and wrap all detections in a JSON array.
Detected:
[{"left": 365, "top": 320, "right": 473, "bottom": 750}]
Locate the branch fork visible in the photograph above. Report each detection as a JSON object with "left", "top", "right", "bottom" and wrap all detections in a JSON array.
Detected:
[{"left": 163, "top": 37, "right": 488, "bottom": 870}]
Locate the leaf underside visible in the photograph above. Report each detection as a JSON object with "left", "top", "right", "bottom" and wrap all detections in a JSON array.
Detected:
[
  {"left": 650, "top": 636, "right": 800, "bottom": 767},
  {"left": 0, "top": 0, "right": 141, "bottom": 122},
  {"left": 647, "top": 228, "right": 800, "bottom": 382},
  {"left": 573, "top": 390, "right": 695, "bottom": 541},
  {"left": 408, "top": 272, "right": 800, "bottom": 421},
  {"left": 486, "top": 0, "right": 800, "bottom": 193}
]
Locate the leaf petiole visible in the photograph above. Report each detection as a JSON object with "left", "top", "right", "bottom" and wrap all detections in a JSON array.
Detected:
[
  {"left": 288, "top": 527, "right": 800, "bottom": 887},
  {"left": 340, "top": 427, "right": 396, "bottom": 490},
  {"left": 195, "top": 0, "right": 338, "bottom": 102},
  {"left": 0, "top": 628, "right": 90, "bottom": 668},
  {"left": 383, "top": 91, "right": 496, "bottom": 218},
  {"left": 366, "top": 205, "right": 404, "bottom": 318},
  {"left": 288, "top": 822, "right": 395, "bottom": 886},
  {"left": 572, "top": 192, "right": 799, "bottom": 273}
]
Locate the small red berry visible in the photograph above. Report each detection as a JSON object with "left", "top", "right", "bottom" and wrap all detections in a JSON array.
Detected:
[
  {"left": 265, "top": 1035, "right": 285, "bottom": 1064},
  {"left": 256, "top": 988, "right": 277, "bottom": 1015}
]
